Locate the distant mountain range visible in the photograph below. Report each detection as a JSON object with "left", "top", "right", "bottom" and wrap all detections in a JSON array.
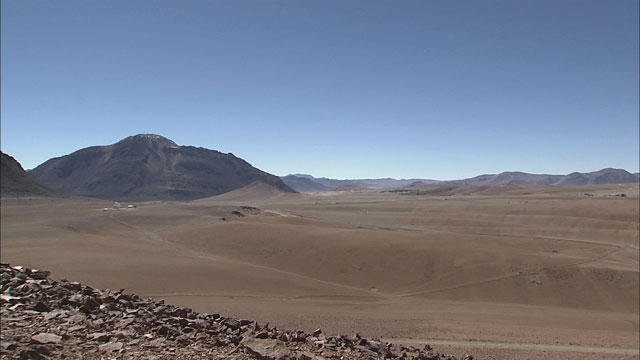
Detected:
[
  {"left": 447, "top": 168, "right": 640, "bottom": 186},
  {"left": 280, "top": 175, "right": 331, "bottom": 192},
  {"left": 281, "top": 174, "right": 441, "bottom": 192},
  {"left": 281, "top": 169, "right": 639, "bottom": 192},
  {"left": 28, "top": 134, "right": 294, "bottom": 201},
  {"left": 3, "top": 134, "right": 638, "bottom": 200},
  {"left": 1, "top": 152, "right": 57, "bottom": 198}
]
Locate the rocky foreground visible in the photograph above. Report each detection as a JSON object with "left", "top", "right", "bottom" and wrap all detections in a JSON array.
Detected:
[{"left": 0, "top": 264, "right": 472, "bottom": 359}]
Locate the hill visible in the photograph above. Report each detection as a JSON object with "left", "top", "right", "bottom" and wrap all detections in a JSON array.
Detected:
[
  {"left": 554, "top": 168, "right": 640, "bottom": 186},
  {"left": 280, "top": 174, "right": 329, "bottom": 192},
  {"left": 29, "top": 134, "right": 294, "bottom": 201},
  {"left": 196, "top": 181, "right": 301, "bottom": 202},
  {"left": 1, "top": 151, "right": 57, "bottom": 198}
]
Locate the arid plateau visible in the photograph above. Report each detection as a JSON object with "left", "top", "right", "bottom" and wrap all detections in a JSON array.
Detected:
[{"left": 2, "top": 182, "right": 638, "bottom": 359}]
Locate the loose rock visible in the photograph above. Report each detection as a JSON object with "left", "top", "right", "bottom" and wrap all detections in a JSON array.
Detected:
[
  {"left": 0, "top": 263, "right": 466, "bottom": 359},
  {"left": 30, "top": 333, "right": 61, "bottom": 345}
]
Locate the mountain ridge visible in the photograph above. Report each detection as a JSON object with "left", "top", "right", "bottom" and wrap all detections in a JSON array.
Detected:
[{"left": 282, "top": 169, "right": 639, "bottom": 192}]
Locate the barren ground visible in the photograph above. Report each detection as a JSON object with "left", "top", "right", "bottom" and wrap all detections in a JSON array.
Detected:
[{"left": 1, "top": 183, "right": 638, "bottom": 359}]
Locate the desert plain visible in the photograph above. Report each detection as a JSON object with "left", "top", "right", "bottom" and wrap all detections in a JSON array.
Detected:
[{"left": 1, "top": 182, "right": 638, "bottom": 359}]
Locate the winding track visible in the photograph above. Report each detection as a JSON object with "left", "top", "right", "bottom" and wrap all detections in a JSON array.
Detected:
[
  {"left": 107, "top": 212, "right": 376, "bottom": 297},
  {"left": 109, "top": 207, "right": 630, "bottom": 300}
]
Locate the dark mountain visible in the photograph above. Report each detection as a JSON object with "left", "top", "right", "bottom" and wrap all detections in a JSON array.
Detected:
[
  {"left": 30, "top": 134, "right": 294, "bottom": 201},
  {"left": 449, "top": 168, "right": 639, "bottom": 186},
  {"left": 1, "top": 152, "right": 57, "bottom": 198},
  {"left": 280, "top": 175, "right": 329, "bottom": 192}
]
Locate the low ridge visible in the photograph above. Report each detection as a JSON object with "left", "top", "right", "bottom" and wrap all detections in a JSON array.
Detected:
[
  {"left": 449, "top": 168, "right": 639, "bottom": 186},
  {"left": 197, "top": 181, "right": 301, "bottom": 202}
]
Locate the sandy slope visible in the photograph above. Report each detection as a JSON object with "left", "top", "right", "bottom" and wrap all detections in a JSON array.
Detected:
[
  {"left": 193, "top": 181, "right": 305, "bottom": 204},
  {"left": 1, "top": 183, "right": 638, "bottom": 359}
]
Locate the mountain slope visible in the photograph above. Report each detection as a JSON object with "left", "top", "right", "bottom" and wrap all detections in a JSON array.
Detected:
[
  {"left": 1, "top": 152, "right": 58, "bottom": 198},
  {"left": 197, "top": 181, "right": 302, "bottom": 202},
  {"left": 554, "top": 168, "right": 639, "bottom": 186},
  {"left": 30, "top": 134, "right": 294, "bottom": 201},
  {"left": 280, "top": 175, "right": 330, "bottom": 192}
]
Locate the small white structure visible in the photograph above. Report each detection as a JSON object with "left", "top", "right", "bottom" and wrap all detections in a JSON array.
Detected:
[
  {"left": 127, "top": 204, "right": 136, "bottom": 208},
  {"left": 112, "top": 202, "right": 121, "bottom": 209}
]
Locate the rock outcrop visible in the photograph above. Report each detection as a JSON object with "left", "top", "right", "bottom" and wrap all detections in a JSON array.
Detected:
[{"left": 0, "top": 264, "right": 471, "bottom": 360}]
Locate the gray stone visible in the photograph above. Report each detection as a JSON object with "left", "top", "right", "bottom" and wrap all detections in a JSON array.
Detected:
[
  {"left": 1, "top": 341, "right": 16, "bottom": 350},
  {"left": 31, "top": 333, "right": 62, "bottom": 344},
  {"left": 98, "top": 341, "right": 124, "bottom": 352},
  {"left": 29, "top": 270, "right": 50, "bottom": 280},
  {"left": 116, "top": 317, "right": 135, "bottom": 329},
  {"left": 44, "top": 309, "right": 67, "bottom": 320},
  {"left": 87, "top": 332, "right": 111, "bottom": 342},
  {"left": 241, "top": 337, "right": 293, "bottom": 360}
]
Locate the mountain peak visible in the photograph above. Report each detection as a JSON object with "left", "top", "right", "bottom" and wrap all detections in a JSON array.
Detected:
[{"left": 118, "top": 134, "right": 178, "bottom": 148}]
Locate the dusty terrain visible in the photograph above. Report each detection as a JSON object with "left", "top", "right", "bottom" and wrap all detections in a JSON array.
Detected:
[
  {"left": 2, "top": 264, "right": 463, "bottom": 359},
  {"left": 1, "top": 183, "right": 638, "bottom": 359}
]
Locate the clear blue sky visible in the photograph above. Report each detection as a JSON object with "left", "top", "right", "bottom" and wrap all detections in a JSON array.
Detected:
[{"left": 1, "top": 0, "right": 638, "bottom": 179}]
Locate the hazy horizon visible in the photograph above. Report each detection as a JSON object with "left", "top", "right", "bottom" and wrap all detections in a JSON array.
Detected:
[
  {"left": 284, "top": 168, "right": 640, "bottom": 182},
  {"left": 2, "top": 0, "right": 638, "bottom": 179}
]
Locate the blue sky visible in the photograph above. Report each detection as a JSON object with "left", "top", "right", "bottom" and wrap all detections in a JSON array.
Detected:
[{"left": 1, "top": 0, "right": 638, "bottom": 179}]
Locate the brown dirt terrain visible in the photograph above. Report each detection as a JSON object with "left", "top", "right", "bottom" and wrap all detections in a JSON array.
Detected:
[
  {"left": 1, "top": 264, "right": 463, "bottom": 359},
  {"left": 1, "top": 183, "right": 638, "bottom": 359}
]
